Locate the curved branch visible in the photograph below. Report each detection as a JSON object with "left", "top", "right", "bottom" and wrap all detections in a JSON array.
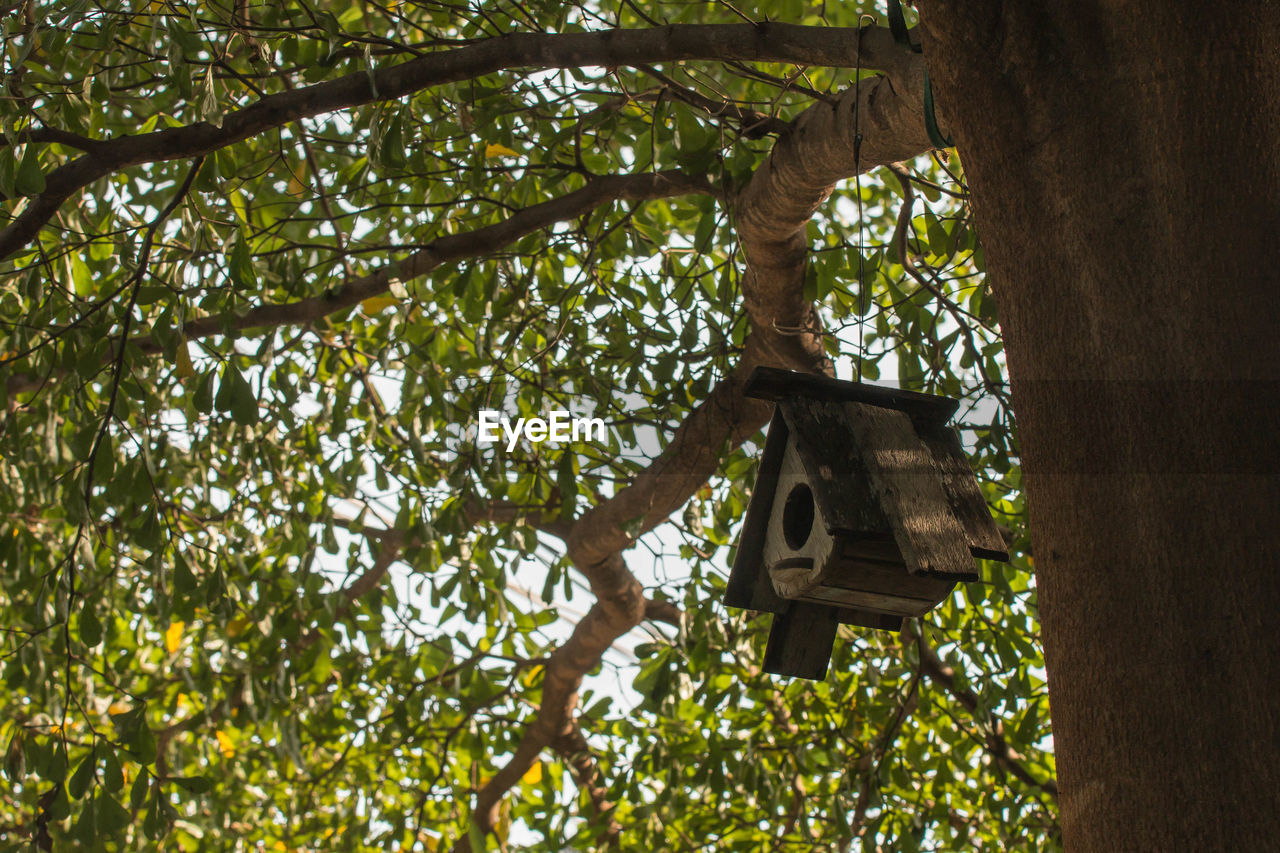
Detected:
[
  {"left": 566, "top": 335, "right": 777, "bottom": 571},
  {"left": 454, "top": 553, "right": 646, "bottom": 853},
  {"left": 565, "top": 41, "right": 936, "bottom": 571},
  {"left": 0, "top": 24, "right": 911, "bottom": 260},
  {"left": 735, "top": 49, "right": 931, "bottom": 366}
]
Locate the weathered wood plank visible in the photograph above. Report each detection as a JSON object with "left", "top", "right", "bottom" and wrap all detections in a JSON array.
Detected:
[
  {"left": 763, "top": 602, "right": 839, "bottom": 680},
  {"left": 839, "top": 533, "right": 904, "bottom": 564},
  {"left": 779, "top": 397, "right": 887, "bottom": 536},
  {"left": 725, "top": 409, "right": 790, "bottom": 614},
  {"left": 818, "top": 555, "right": 956, "bottom": 599},
  {"left": 916, "top": 424, "right": 1010, "bottom": 561},
  {"left": 843, "top": 402, "right": 979, "bottom": 581},
  {"left": 794, "top": 585, "right": 943, "bottom": 617},
  {"left": 761, "top": 440, "right": 838, "bottom": 597},
  {"left": 835, "top": 608, "right": 904, "bottom": 631},
  {"left": 744, "top": 366, "right": 958, "bottom": 425}
]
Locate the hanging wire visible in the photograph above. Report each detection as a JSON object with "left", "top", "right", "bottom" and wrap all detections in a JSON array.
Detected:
[{"left": 853, "top": 13, "right": 873, "bottom": 383}]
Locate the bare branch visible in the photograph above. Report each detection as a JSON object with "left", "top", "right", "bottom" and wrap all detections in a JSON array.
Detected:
[
  {"left": 178, "top": 171, "right": 713, "bottom": 343},
  {"left": 643, "top": 598, "right": 682, "bottom": 626},
  {"left": 5, "top": 171, "right": 710, "bottom": 397},
  {"left": 0, "top": 25, "right": 912, "bottom": 260}
]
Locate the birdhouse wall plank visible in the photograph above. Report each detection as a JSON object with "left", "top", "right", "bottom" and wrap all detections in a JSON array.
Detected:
[
  {"left": 796, "top": 585, "right": 941, "bottom": 617},
  {"left": 843, "top": 402, "right": 980, "bottom": 581},
  {"left": 836, "top": 609, "right": 904, "bottom": 631},
  {"left": 763, "top": 602, "right": 839, "bottom": 680},
  {"left": 815, "top": 556, "right": 955, "bottom": 601},
  {"left": 839, "top": 534, "right": 906, "bottom": 564},
  {"left": 915, "top": 423, "right": 1011, "bottom": 561},
  {"left": 725, "top": 410, "right": 792, "bottom": 615}
]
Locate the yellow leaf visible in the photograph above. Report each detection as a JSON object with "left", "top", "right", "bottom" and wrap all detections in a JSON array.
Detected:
[
  {"left": 229, "top": 190, "right": 250, "bottom": 224},
  {"left": 165, "top": 621, "right": 184, "bottom": 653},
  {"left": 483, "top": 142, "right": 519, "bottom": 158},
  {"left": 175, "top": 341, "right": 195, "bottom": 378},
  {"left": 215, "top": 730, "right": 235, "bottom": 758},
  {"left": 521, "top": 664, "right": 544, "bottom": 687},
  {"left": 360, "top": 294, "right": 398, "bottom": 315},
  {"left": 226, "top": 616, "right": 251, "bottom": 638},
  {"left": 522, "top": 761, "right": 542, "bottom": 785},
  {"left": 495, "top": 801, "right": 511, "bottom": 844}
]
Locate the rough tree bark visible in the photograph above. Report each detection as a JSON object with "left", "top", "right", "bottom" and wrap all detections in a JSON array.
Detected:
[{"left": 919, "top": 3, "right": 1280, "bottom": 849}]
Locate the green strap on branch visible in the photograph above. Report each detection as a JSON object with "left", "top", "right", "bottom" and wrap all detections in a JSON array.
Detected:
[
  {"left": 886, "top": 0, "right": 921, "bottom": 53},
  {"left": 886, "top": 0, "right": 953, "bottom": 149},
  {"left": 922, "top": 70, "right": 953, "bottom": 148}
]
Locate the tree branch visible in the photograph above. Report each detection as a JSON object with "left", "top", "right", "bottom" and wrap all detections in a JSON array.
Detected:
[
  {"left": 453, "top": 553, "right": 645, "bottom": 853},
  {"left": 735, "top": 54, "right": 931, "bottom": 370},
  {"left": 552, "top": 725, "right": 622, "bottom": 848},
  {"left": 912, "top": 627, "right": 1059, "bottom": 800},
  {"left": 451, "top": 46, "right": 937, "bottom": 844},
  {"left": 0, "top": 24, "right": 911, "bottom": 261},
  {"left": 5, "top": 170, "right": 711, "bottom": 397}
]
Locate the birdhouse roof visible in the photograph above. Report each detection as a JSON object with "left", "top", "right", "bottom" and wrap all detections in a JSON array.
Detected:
[{"left": 726, "top": 369, "right": 1008, "bottom": 614}]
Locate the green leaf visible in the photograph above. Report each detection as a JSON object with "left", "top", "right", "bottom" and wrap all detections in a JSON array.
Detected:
[
  {"left": 173, "top": 553, "right": 198, "bottom": 595},
  {"left": 192, "top": 370, "right": 215, "bottom": 414},
  {"left": 173, "top": 775, "right": 212, "bottom": 794},
  {"left": 129, "top": 770, "right": 149, "bottom": 810},
  {"left": 15, "top": 145, "right": 46, "bottom": 196},
  {"left": 228, "top": 369, "right": 259, "bottom": 427},
  {"left": 101, "top": 750, "right": 124, "bottom": 793},
  {"left": 68, "top": 752, "right": 96, "bottom": 800},
  {"left": 229, "top": 237, "right": 254, "bottom": 285},
  {"left": 78, "top": 600, "right": 103, "bottom": 648},
  {"left": 0, "top": 147, "right": 16, "bottom": 197},
  {"left": 556, "top": 452, "right": 577, "bottom": 519},
  {"left": 143, "top": 792, "right": 167, "bottom": 840},
  {"left": 214, "top": 365, "right": 237, "bottom": 412},
  {"left": 96, "top": 789, "right": 132, "bottom": 832},
  {"left": 48, "top": 741, "right": 68, "bottom": 783},
  {"left": 128, "top": 723, "right": 157, "bottom": 765},
  {"left": 69, "top": 252, "right": 93, "bottom": 298}
]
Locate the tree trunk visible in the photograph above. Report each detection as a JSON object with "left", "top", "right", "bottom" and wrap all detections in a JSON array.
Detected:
[{"left": 918, "top": 3, "right": 1280, "bottom": 849}]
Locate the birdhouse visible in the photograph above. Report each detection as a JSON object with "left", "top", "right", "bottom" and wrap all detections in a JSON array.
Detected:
[{"left": 725, "top": 368, "right": 1009, "bottom": 680}]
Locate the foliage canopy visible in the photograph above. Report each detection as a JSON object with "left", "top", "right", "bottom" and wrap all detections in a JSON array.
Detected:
[{"left": 0, "top": 0, "right": 1054, "bottom": 849}]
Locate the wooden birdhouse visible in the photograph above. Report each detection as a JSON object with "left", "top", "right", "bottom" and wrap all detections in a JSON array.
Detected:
[{"left": 725, "top": 368, "right": 1009, "bottom": 680}]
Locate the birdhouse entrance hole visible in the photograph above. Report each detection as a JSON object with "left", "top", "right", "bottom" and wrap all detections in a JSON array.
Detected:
[{"left": 782, "top": 483, "right": 814, "bottom": 549}]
